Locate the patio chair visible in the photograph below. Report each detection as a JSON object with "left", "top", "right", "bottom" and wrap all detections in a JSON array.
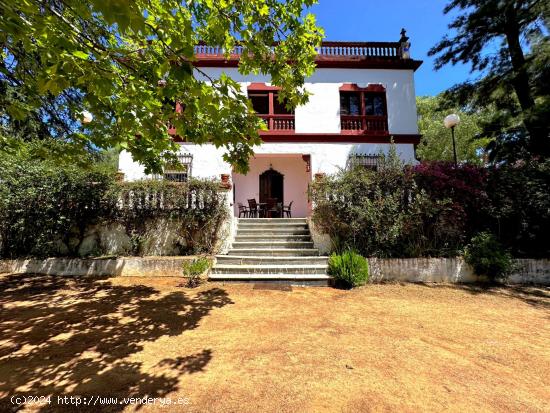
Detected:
[
  {"left": 247, "top": 198, "right": 259, "bottom": 218},
  {"left": 237, "top": 202, "right": 250, "bottom": 218},
  {"left": 282, "top": 201, "right": 293, "bottom": 218},
  {"left": 266, "top": 197, "right": 280, "bottom": 218}
]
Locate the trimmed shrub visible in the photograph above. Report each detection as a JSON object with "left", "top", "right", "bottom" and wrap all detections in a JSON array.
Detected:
[
  {"left": 464, "top": 232, "right": 512, "bottom": 281},
  {"left": 182, "top": 256, "right": 211, "bottom": 287},
  {"left": 328, "top": 250, "right": 369, "bottom": 288}
]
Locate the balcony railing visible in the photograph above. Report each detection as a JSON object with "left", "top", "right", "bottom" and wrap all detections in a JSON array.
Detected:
[
  {"left": 341, "top": 115, "right": 388, "bottom": 134},
  {"left": 258, "top": 114, "right": 295, "bottom": 131},
  {"left": 194, "top": 41, "right": 403, "bottom": 60}
]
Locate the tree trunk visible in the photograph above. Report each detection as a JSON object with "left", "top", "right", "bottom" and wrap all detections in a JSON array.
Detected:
[{"left": 504, "top": 4, "right": 548, "bottom": 157}]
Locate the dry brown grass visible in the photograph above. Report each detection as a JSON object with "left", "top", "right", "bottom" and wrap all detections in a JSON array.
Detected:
[{"left": 0, "top": 274, "right": 549, "bottom": 412}]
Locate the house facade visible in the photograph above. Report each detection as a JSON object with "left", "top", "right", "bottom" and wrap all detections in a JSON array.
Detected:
[{"left": 119, "top": 32, "right": 423, "bottom": 218}]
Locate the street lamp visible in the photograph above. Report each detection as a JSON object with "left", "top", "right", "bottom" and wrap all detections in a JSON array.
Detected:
[{"left": 444, "top": 114, "right": 460, "bottom": 166}]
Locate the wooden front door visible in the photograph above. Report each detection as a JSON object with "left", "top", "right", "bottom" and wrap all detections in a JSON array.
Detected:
[{"left": 259, "top": 168, "right": 284, "bottom": 206}]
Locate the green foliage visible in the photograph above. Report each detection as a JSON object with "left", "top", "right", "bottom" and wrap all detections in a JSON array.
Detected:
[
  {"left": 109, "top": 179, "right": 229, "bottom": 254},
  {"left": 328, "top": 250, "right": 369, "bottom": 289},
  {"left": 464, "top": 232, "right": 512, "bottom": 281},
  {"left": 182, "top": 256, "right": 212, "bottom": 288},
  {"left": 0, "top": 0, "right": 323, "bottom": 173},
  {"left": 429, "top": 0, "right": 549, "bottom": 162},
  {"left": 416, "top": 95, "right": 492, "bottom": 164},
  {"left": 486, "top": 159, "right": 550, "bottom": 257},
  {"left": 311, "top": 151, "right": 472, "bottom": 257},
  {"left": 0, "top": 146, "right": 228, "bottom": 257},
  {"left": 0, "top": 149, "right": 114, "bottom": 257}
]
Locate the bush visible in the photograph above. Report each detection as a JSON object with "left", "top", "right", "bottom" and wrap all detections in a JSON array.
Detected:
[
  {"left": 0, "top": 155, "right": 113, "bottom": 257},
  {"left": 328, "top": 250, "right": 369, "bottom": 288},
  {"left": 108, "top": 179, "right": 229, "bottom": 255},
  {"left": 182, "top": 257, "right": 211, "bottom": 287},
  {"left": 0, "top": 146, "right": 228, "bottom": 258},
  {"left": 310, "top": 156, "right": 471, "bottom": 257},
  {"left": 464, "top": 232, "right": 512, "bottom": 281},
  {"left": 486, "top": 160, "right": 550, "bottom": 257}
]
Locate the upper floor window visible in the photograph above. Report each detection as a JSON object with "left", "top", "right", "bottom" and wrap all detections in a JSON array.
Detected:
[
  {"left": 248, "top": 83, "right": 294, "bottom": 131},
  {"left": 339, "top": 84, "right": 388, "bottom": 133}
]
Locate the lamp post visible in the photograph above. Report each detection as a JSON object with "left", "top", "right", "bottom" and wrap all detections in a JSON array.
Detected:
[{"left": 444, "top": 114, "right": 460, "bottom": 166}]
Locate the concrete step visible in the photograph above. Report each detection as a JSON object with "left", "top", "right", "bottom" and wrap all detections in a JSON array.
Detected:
[
  {"left": 209, "top": 273, "right": 332, "bottom": 286},
  {"left": 216, "top": 255, "right": 329, "bottom": 265},
  {"left": 232, "top": 241, "right": 315, "bottom": 249},
  {"left": 234, "top": 235, "right": 311, "bottom": 242},
  {"left": 238, "top": 223, "right": 308, "bottom": 230},
  {"left": 237, "top": 228, "right": 310, "bottom": 236},
  {"left": 238, "top": 218, "right": 307, "bottom": 224},
  {"left": 211, "top": 264, "right": 328, "bottom": 275},
  {"left": 228, "top": 248, "right": 320, "bottom": 256}
]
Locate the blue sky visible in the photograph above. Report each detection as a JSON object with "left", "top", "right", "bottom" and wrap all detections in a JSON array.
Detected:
[{"left": 309, "top": 0, "right": 475, "bottom": 96}]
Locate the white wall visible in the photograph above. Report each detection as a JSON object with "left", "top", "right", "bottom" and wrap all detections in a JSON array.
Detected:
[
  {"left": 196, "top": 67, "right": 419, "bottom": 134},
  {"left": 119, "top": 142, "right": 416, "bottom": 183},
  {"left": 119, "top": 65, "right": 420, "bottom": 215}
]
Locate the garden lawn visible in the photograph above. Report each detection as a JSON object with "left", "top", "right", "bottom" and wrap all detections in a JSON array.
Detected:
[{"left": 0, "top": 274, "right": 548, "bottom": 412}]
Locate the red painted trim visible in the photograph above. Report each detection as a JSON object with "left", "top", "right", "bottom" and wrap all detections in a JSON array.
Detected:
[
  {"left": 170, "top": 132, "right": 420, "bottom": 144},
  {"left": 248, "top": 82, "right": 281, "bottom": 91},
  {"left": 258, "top": 133, "right": 420, "bottom": 144},
  {"left": 194, "top": 57, "right": 423, "bottom": 71},
  {"left": 339, "top": 83, "right": 386, "bottom": 92}
]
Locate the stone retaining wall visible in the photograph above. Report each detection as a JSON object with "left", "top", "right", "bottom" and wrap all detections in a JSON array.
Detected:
[
  {"left": 1, "top": 257, "right": 548, "bottom": 284},
  {"left": 0, "top": 257, "right": 201, "bottom": 278}
]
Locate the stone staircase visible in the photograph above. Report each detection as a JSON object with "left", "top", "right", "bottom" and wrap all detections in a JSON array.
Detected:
[{"left": 210, "top": 218, "right": 331, "bottom": 285}]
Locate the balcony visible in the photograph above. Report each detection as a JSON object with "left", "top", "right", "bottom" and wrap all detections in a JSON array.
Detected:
[
  {"left": 258, "top": 114, "right": 295, "bottom": 132},
  {"left": 194, "top": 41, "right": 401, "bottom": 59},
  {"left": 340, "top": 115, "right": 388, "bottom": 135},
  {"left": 193, "top": 40, "right": 423, "bottom": 71}
]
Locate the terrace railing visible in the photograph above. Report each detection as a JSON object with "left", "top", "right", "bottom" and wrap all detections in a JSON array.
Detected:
[
  {"left": 258, "top": 114, "right": 295, "bottom": 131},
  {"left": 194, "top": 41, "right": 404, "bottom": 60},
  {"left": 341, "top": 115, "right": 388, "bottom": 133}
]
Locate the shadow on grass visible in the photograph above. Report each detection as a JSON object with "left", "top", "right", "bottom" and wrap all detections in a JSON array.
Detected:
[
  {"left": 414, "top": 281, "right": 550, "bottom": 310},
  {"left": 0, "top": 273, "right": 233, "bottom": 412}
]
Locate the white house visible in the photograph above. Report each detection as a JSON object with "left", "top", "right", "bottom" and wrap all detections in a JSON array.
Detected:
[{"left": 119, "top": 31, "right": 422, "bottom": 219}]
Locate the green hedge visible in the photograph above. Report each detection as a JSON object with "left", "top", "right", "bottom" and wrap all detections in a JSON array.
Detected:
[
  {"left": 0, "top": 156, "right": 227, "bottom": 258},
  {"left": 310, "top": 154, "right": 549, "bottom": 259}
]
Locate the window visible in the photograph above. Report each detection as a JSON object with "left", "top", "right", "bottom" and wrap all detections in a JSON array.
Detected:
[
  {"left": 248, "top": 91, "right": 293, "bottom": 115},
  {"left": 247, "top": 83, "right": 295, "bottom": 131},
  {"left": 339, "top": 84, "right": 388, "bottom": 132},
  {"left": 340, "top": 93, "right": 361, "bottom": 115},
  {"left": 163, "top": 153, "right": 193, "bottom": 182},
  {"left": 272, "top": 93, "right": 293, "bottom": 115},
  {"left": 346, "top": 154, "right": 381, "bottom": 171},
  {"left": 249, "top": 92, "right": 269, "bottom": 114},
  {"left": 364, "top": 94, "right": 386, "bottom": 116}
]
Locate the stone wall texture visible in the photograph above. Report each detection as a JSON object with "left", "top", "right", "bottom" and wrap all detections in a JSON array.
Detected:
[{"left": 1, "top": 257, "right": 548, "bottom": 285}]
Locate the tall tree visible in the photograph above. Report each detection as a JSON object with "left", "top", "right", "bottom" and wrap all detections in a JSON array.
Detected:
[
  {"left": 0, "top": 0, "right": 323, "bottom": 173},
  {"left": 429, "top": 0, "right": 549, "bottom": 161},
  {"left": 416, "top": 95, "right": 492, "bottom": 165}
]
